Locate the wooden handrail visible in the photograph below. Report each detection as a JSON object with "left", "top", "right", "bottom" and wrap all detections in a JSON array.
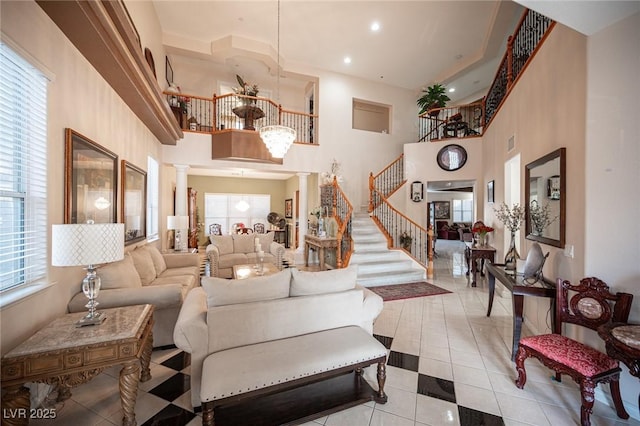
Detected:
[{"left": 320, "top": 177, "right": 354, "bottom": 268}]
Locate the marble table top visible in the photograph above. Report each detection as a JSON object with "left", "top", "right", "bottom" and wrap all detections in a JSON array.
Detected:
[
  {"left": 612, "top": 325, "right": 640, "bottom": 350},
  {"left": 4, "top": 304, "right": 152, "bottom": 359}
]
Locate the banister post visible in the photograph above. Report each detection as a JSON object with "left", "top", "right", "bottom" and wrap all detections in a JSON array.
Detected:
[
  {"left": 427, "top": 224, "right": 434, "bottom": 279},
  {"left": 212, "top": 93, "right": 218, "bottom": 131},
  {"left": 506, "top": 35, "right": 514, "bottom": 90},
  {"left": 368, "top": 172, "right": 374, "bottom": 213}
]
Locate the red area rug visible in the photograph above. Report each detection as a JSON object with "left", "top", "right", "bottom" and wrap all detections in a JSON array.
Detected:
[{"left": 369, "top": 282, "right": 451, "bottom": 301}]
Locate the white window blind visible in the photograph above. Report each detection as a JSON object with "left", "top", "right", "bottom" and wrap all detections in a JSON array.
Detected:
[
  {"left": 0, "top": 43, "right": 48, "bottom": 292},
  {"left": 452, "top": 199, "right": 473, "bottom": 223},
  {"left": 204, "top": 193, "right": 270, "bottom": 234},
  {"left": 146, "top": 156, "right": 159, "bottom": 240}
]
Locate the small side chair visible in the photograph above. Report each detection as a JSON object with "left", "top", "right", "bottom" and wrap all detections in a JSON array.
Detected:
[{"left": 514, "top": 277, "right": 633, "bottom": 426}]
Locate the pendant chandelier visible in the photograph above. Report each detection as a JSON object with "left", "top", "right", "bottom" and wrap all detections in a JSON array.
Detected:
[{"left": 259, "top": 0, "right": 296, "bottom": 158}]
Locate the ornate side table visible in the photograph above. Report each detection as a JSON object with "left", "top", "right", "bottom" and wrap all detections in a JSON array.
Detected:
[
  {"left": 464, "top": 242, "right": 496, "bottom": 287},
  {"left": 598, "top": 322, "right": 640, "bottom": 415},
  {"left": 1, "top": 304, "right": 154, "bottom": 426}
]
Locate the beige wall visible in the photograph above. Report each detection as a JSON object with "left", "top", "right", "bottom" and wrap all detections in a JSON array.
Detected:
[{"left": 0, "top": 1, "right": 165, "bottom": 354}]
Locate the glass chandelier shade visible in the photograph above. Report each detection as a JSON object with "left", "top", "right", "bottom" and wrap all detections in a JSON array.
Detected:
[
  {"left": 260, "top": 125, "right": 296, "bottom": 158},
  {"left": 259, "top": 0, "right": 296, "bottom": 158}
]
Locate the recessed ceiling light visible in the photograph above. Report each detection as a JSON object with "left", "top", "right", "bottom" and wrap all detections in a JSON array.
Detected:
[
  {"left": 448, "top": 87, "right": 455, "bottom": 93},
  {"left": 344, "top": 56, "right": 352, "bottom": 64},
  {"left": 371, "top": 21, "right": 380, "bottom": 32}
]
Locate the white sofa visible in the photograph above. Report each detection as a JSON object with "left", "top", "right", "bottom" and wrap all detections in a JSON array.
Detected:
[
  {"left": 206, "top": 232, "right": 285, "bottom": 278},
  {"left": 68, "top": 244, "right": 200, "bottom": 347},
  {"left": 173, "top": 266, "right": 385, "bottom": 411}
]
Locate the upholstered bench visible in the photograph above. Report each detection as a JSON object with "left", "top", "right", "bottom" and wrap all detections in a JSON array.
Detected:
[{"left": 200, "top": 325, "right": 387, "bottom": 426}]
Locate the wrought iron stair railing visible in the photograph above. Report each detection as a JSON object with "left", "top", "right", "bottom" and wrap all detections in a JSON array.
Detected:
[{"left": 369, "top": 154, "right": 405, "bottom": 212}]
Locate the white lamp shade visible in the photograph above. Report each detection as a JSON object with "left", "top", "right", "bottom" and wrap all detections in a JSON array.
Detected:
[
  {"left": 52, "top": 223, "right": 124, "bottom": 266},
  {"left": 167, "top": 215, "right": 189, "bottom": 230}
]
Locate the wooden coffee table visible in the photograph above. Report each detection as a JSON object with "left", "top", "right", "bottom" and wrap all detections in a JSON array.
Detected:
[
  {"left": 233, "top": 263, "right": 279, "bottom": 279},
  {"left": 1, "top": 304, "right": 154, "bottom": 426}
]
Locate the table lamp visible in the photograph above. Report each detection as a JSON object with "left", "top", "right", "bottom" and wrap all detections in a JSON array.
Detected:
[
  {"left": 167, "top": 215, "right": 189, "bottom": 252},
  {"left": 52, "top": 221, "right": 124, "bottom": 326}
]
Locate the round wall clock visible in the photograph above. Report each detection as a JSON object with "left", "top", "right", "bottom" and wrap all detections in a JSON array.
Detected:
[{"left": 436, "top": 144, "right": 467, "bottom": 171}]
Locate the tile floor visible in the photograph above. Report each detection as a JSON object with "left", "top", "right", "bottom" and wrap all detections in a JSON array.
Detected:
[{"left": 31, "top": 240, "right": 640, "bottom": 426}]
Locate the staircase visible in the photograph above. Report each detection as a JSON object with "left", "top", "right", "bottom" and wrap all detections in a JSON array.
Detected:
[{"left": 350, "top": 212, "right": 426, "bottom": 287}]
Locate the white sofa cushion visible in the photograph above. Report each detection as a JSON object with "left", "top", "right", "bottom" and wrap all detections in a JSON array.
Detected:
[
  {"left": 232, "top": 234, "right": 255, "bottom": 254},
  {"left": 290, "top": 265, "right": 358, "bottom": 296},
  {"left": 146, "top": 245, "right": 167, "bottom": 276},
  {"left": 99, "top": 253, "right": 142, "bottom": 289},
  {"left": 210, "top": 235, "right": 233, "bottom": 255},
  {"left": 256, "top": 232, "right": 275, "bottom": 250},
  {"left": 201, "top": 268, "right": 291, "bottom": 307},
  {"left": 130, "top": 246, "right": 157, "bottom": 286}
]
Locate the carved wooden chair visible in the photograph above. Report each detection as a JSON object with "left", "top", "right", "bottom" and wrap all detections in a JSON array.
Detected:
[
  {"left": 253, "top": 223, "right": 265, "bottom": 234},
  {"left": 515, "top": 277, "right": 633, "bottom": 426},
  {"left": 209, "top": 223, "right": 222, "bottom": 236}
]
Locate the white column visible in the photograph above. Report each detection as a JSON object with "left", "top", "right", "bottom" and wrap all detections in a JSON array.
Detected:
[
  {"left": 296, "top": 172, "right": 309, "bottom": 253},
  {"left": 174, "top": 164, "right": 189, "bottom": 216}
]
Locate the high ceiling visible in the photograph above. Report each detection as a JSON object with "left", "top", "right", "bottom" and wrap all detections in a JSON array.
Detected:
[{"left": 152, "top": 1, "right": 525, "bottom": 102}]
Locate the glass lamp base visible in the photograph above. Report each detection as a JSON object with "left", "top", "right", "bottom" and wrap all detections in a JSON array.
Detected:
[{"left": 75, "top": 311, "right": 106, "bottom": 327}]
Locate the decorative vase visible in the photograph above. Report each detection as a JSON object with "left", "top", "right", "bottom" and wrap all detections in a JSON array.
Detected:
[{"left": 504, "top": 231, "right": 520, "bottom": 270}]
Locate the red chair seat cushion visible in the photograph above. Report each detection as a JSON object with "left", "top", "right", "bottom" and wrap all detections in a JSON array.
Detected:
[{"left": 520, "top": 334, "right": 618, "bottom": 378}]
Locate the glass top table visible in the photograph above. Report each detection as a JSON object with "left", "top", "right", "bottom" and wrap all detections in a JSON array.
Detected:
[{"left": 485, "top": 262, "right": 555, "bottom": 361}]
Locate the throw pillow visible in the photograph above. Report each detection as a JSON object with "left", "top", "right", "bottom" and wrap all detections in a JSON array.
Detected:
[
  {"left": 232, "top": 234, "right": 254, "bottom": 254},
  {"left": 129, "top": 247, "right": 157, "bottom": 286},
  {"left": 256, "top": 231, "right": 275, "bottom": 251},
  {"left": 202, "top": 268, "right": 291, "bottom": 307},
  {"left": 290, "top": 265, "right": 358, "bottom": 296},
  {"left": 145, "top": 245, "right": 167, "bottom": 276},
  {"left": 210, "top": 235, "right": 233, "bottom": 255},
  {"left": 98, "top": 253, "right": 142, "bottom": 289}
]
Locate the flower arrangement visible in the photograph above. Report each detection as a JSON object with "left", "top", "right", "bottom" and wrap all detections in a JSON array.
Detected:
[
  {"left": 493, "top": 202, "right": 526, "bottom": 233},
  {"left": 472, "top": 224, "right": 494, "bottom": 236},
  {"left": 321, "top": 158, "right": 344, "bottom": 184},
  {"left": 399, "top": 231, "right": 412, "bottom": 249},
  {"left": 233, "top": 74, "right": 259, "bottom": 97},
  {"left": 309, "top": 206, "right": 322, "bottom": 221},
  {"left": 529, "top": 200, "right": 558, "bottom": 235}
]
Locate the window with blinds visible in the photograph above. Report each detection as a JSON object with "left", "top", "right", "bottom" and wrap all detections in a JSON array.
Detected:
[
  {"left": 0, "top": 43, "right": 48, "bottom": 292},
  {"left": 146, "top": 156, "right": 159, "bottom": 241},
  {"left": 204, "top": 193, "right": 270, "bottom": 235}
]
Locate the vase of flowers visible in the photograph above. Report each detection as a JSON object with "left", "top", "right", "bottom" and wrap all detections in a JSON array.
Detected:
[
  {"left": 472, "top": 224, "right": 494, "bottom": 247},
  {"left": 494, "top": 202, "right": 526, "bottom": 270},
  {"left": 399, "top": 231, "right": 412, "bottom": 251},
  {"left": 529, "top": 200, "right": 558, "bottom": 236}
]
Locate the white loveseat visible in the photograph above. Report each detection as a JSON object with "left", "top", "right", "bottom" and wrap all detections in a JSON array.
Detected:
[
  {"left": 206, "top": 232, "right": 285, "bottom": 278},
  {"left": 173, "top": 266, "right": 385, "bottom": 411},
  {"left": 68, "top": 244, "right": 200, "bottom": 347}
]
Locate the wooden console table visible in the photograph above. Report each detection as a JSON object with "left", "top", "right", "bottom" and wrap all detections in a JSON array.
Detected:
[
  {"left": 598, "top": 322, "right": 640, "bottom": 415},
  {"left": 485, "top": 263, "right": 555, "bottom": 361},
  {"left": 1, "top": 305, "right": 154, "bottom": 426},
  {"left": 304, "top": 235, "right": 339, "bottom": 271},
  {"left": 464, "top": 242, "right": 496, "bottom": 286}
]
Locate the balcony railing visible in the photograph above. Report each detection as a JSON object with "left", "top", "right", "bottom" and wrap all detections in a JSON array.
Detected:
[
  {"left": 418, "top": 102, "right": 484, "bottom": 143},
  {"left": 164, "top": 91, "right": 318, "bottom": 145}
]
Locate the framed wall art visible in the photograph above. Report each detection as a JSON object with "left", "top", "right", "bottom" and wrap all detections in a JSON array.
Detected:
[
  {"left": 121, "top": 160, "right": 147, "bottom": 244},
  {"left": 487, "top": 180, "right": 495, "bottom": 203},
  {"left": 65, "top": 128, "right": 118, "bottom": 224},
  {"left": 284, "top": 198, "right": 293, "bottom": 218},
  {"left": 433, "top": 201, "right": 450, "bottom": 219}
]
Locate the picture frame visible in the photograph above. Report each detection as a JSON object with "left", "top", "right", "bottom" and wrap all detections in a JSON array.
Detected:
[
  {"left": 433, "top": 201, "right": 450, "bottom": 219},
  {"left": 166, "top": 56, "right": 173, "bottom": 86},
  {"left": 436, "top": 144, "right": 467, "bottom": 172},
  {"left": 411, "top": 181, "right": 424, "bottom": 202},
  {"left": 284, "top": 198, "right": 293, "bottom": 218},
  {"left": 64, "top": 129, "right": 118, "bottom": 224},
  {"left": 121, "top": 160, "right": 147, "bottom": 245},
  {"left": 487, "top": 180, "right": 495, "bottom": 203}
]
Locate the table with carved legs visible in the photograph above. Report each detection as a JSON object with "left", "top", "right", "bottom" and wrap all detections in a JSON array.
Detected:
[
  {"left": 465, "top": 242, "right": 496, "bottom": 287},
  {"left": 1, "top": 304, "right": 154, "bottom": 426}
]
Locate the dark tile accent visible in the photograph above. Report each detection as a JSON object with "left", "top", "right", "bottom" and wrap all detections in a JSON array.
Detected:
[
  {"left": 417, "top": 373, "right": 456, "bottom": 403},
  {"left": 161, "top": 352, "right": 191, "bottom": 371},
  {"left": 373, "top": 334, "right": 393, "bottom": 349},
  {"left": 458, "top": 406, "right": 504, "bottom": 426},
  {"left": 149, "top": 372, "right": 191, "bottom": 402},
  {"left": 387, "top": 351, "right": 419, "bottom": 372},
  {"left": 141, "top": 403, "right": 196, "bottom": 426}
]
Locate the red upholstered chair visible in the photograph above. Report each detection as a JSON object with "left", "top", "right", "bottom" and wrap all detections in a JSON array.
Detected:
[{"left": 515, "top": 277, "right": 633, "bottom": 426}]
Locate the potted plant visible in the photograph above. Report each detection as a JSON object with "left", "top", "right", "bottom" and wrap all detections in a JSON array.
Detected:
[
  {"left": 417, "top": 83, "right": 450, "bottom": 116},
  {"left": 399, "top": 231, "right": 412, "bottom": 250}
]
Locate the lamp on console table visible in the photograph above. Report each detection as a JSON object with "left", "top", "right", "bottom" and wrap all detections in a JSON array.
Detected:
[
  {"left": 52, "top": 221, "right": 124, "bottom": 327},
  {"left": 168, "top": 215, "right": 189, "bottom": 252}
]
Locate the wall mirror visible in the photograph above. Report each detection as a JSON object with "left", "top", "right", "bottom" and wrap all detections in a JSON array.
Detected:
[{"left": 525, "top": 147, "right": 566, "bottom": 248}]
